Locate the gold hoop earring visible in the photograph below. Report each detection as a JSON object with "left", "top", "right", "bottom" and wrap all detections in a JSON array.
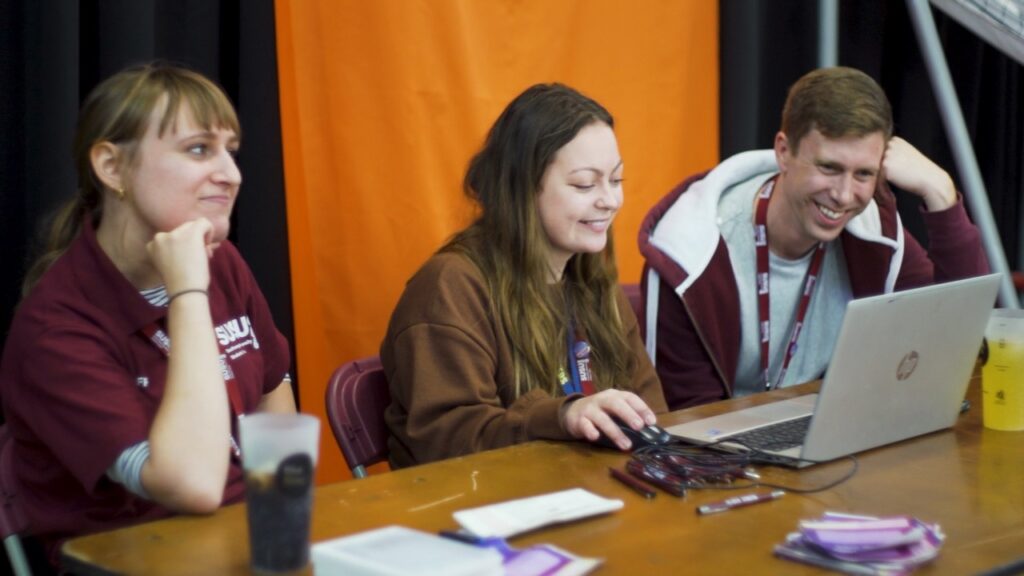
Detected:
[{"left": 115, "top": 187, "right": 125, "bottom": 201}]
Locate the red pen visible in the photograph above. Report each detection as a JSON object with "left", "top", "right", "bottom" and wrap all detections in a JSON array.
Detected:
[
  {"left": 608, "top": 466, "right": 658, "bottom": 499},
  {"left": 697, "top": 490, "right": 785, "bottom": 515}
]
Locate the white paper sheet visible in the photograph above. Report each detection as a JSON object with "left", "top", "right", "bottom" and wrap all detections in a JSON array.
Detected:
[{"left": 453, "top": 488, "right": 623, "bottom": 539}]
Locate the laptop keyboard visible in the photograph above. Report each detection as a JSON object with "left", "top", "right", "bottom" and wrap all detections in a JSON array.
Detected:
[{"left": 726, "top": 415, "right": 812, "bottom": 451}]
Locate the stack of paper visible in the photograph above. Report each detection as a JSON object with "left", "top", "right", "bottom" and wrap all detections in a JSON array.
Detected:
[
  {"left": 311, "top": 526, "right": 504, "bottom": 576},
  {"left": 774, "top": 512, "right": 944, "bottom": 575}
]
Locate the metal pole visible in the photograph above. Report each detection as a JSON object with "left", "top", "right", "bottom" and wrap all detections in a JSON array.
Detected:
[
  {"left": 819, "top": 0, "right": 839, "bottom": 68},
  {"left": 905, "top": 0, "right": 1020, "bottom": 308}
]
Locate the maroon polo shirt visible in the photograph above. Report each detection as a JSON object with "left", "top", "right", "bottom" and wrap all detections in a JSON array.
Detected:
[{"left": 0, "top": 221, "right": 290, "bottom": 563}]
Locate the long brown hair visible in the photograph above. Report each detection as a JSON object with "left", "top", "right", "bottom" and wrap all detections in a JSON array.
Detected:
[
  {"left": 21, "top": 62, "right": 239, "bottom": 297},
  {"left": 444, "top": 83, "right": 634, "bottom": 398}
]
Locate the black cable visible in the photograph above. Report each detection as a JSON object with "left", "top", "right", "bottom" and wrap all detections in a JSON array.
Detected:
[
  {"left": 630, "top": 440, "right": 859, "bottom": 495},
  {"left": 740, "top": 455, "right": 858, "bottom": 494}
]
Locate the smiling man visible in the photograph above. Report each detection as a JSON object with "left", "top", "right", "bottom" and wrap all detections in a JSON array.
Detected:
[{"left": 638, "top": 67, "right": 989, "bottom": 410}]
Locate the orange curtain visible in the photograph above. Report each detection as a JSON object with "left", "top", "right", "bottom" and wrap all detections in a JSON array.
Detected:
[{"left": 275, "top": 0, "right": 719, "bottom": 483}]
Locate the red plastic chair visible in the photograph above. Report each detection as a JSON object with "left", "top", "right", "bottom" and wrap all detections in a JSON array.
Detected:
[
  {"left": 324, "top": 357, "right": 392, "bottom": 479},
  {"left": 0, "top": 426, "right": 32, "bottom": 576}
]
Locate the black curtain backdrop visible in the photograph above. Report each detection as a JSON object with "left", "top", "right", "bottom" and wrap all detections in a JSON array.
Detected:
[
  {"left": 0, "top": 0, "right": 295, "bottom": 401},
  {"left": 1, "top": 1, "right": 291, "bottom": 572},
  {"left": 721, "top": 0, "right": 1023, "bottom": 269},
  {"left": 1, "top": 1, "right": 1022, "bottom": 573}
]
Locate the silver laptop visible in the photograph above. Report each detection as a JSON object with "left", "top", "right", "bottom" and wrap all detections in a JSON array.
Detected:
[{"left": 667, "top": 273, "right": 1001, "bottom": 467}]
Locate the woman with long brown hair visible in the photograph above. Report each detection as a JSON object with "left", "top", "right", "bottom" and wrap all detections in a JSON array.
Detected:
[{"left": 381, "top": 83, "right": 666, "bottom": 468}]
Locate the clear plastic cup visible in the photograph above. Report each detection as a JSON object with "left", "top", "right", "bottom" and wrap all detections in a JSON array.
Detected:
[
  {"left": 239, "top": 413, "right": 320, "bottom": 574},
  {"left": 982, "top": 309, "right": 1024, "bottom": 431}
]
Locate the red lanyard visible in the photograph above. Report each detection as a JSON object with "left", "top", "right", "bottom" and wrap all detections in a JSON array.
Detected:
[
  {"left": 140, "top": 322, "right": 244, "bottom": 457},
  {"left": 753, "top": 177, "right": 827, "bottom": 391}
]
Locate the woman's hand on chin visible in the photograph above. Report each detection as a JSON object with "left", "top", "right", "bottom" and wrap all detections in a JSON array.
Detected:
[{"left": 146, "top": 218, "right": 214, "bottom": 294}]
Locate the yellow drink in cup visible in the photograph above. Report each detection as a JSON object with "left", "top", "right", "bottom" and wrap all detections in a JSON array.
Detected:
[{"left": 982, "top": 309, "right": 1024, "bottom": 431}]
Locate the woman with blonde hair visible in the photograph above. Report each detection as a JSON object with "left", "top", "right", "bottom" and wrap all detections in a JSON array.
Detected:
[
  {"left": 0, "top": 62, "right": 294, "bottom": 566},
  {"left": 381, "top": 83, "right": 666, "bottom": 468}
]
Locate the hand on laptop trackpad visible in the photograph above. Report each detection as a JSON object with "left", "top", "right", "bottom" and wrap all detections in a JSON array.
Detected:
[{"left": 593, "top": 418, "right": 673, "bottom": 451}]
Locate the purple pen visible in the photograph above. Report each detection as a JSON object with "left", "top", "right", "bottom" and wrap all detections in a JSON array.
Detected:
[{"left": 697, "top": 490, "right": 785, "bottom": 515}]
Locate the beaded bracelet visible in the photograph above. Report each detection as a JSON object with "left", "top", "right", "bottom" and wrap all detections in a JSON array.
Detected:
[{"left": 167, "top": 288, "right": 209, "bottom": 305}]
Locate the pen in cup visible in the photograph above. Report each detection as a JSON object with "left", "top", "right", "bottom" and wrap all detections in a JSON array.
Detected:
[
  {"left": 697, "top": 490, "right": 785, "bottom": 515},
  {"left": 608, "top": 466, "right": 657, "bottom": 499}
]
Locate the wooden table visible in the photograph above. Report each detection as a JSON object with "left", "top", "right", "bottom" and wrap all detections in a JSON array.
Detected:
[{"left": 61, "top": 378, "right": 1024, "bottom": 575}]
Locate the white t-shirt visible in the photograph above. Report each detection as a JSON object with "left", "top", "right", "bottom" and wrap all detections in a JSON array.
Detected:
[{"left": 718, "top": 173, "right": 853, "bottom": 396}]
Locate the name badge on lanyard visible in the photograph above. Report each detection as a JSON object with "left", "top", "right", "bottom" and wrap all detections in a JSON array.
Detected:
[{"left": 560, "top": 321, "right": 596, "bottom": 396}]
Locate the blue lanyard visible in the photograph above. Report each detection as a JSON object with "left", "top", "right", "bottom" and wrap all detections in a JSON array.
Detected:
[{"left": 564, "top": 323, "right": 583, "bottom": 395}]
